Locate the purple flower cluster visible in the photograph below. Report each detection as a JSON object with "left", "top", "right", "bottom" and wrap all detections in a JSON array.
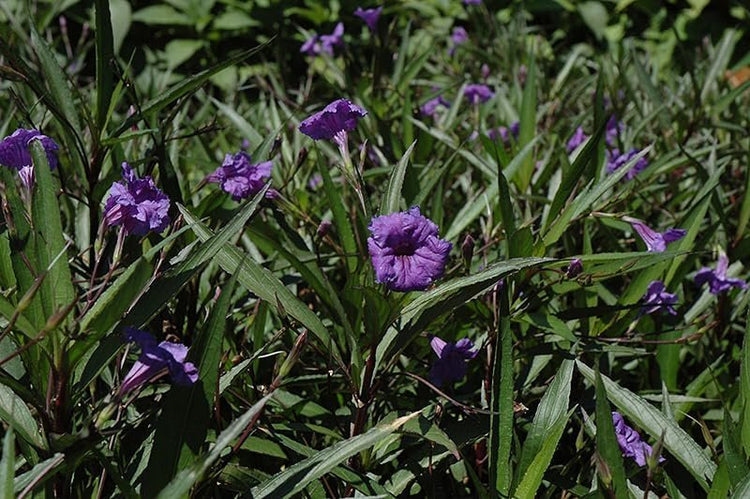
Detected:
[
  {"left": 354, "top": 7, "right": 382, "bottom": 32},
  {"left": 612, "top": 412, "right": 665, "bottom": 467},
  {"left": 119, "top": 327, "right": 198, "bottom": 395},
  {"left": 207, "top": 151, "right": 272, "bottom": 201},
  {"left": 429, "top": 336, "right": 478, "bottom": 386},
  {"left": 641, "top": 280, "right": 677, "bottom": 315},
  {"left": 104, "top": 163, "right": 171, "bottom": 236},
  {"left": 695, "top": 253, "right": 747, "bottom": 294},
  {"left": 367, "top": 207, "right": 452, "bottom": 292},
  {"left": 464, "top": 84, "right": 494, "bottom": 105},
  {"left": 301, "top": 22, "right": 345, "bottom": 57}
]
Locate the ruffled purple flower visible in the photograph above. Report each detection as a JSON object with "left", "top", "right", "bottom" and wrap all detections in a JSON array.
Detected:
[
  {"left": 367, "top": 206, "right": 452, "bottom": 292},
  {"left": 429, "top": 336, "right": 478, "bottom": 386},
  {"left": 354, "top": 7, "right": 382, "bottom": 32},
  {"left": 624, "top": 217, "right": 685, "bottom": 253},
  {"left": 641, "top": 280, "right": 677, "bottom": 315},
  {"left": 695, "top": 253, "right": 748, "bottom": 294},
  {"left": 0, "top": 128, "right": 59, "bottom": 171},
  {"left": 103, "top": 162, "right": 171, "bottom": 236},
  {"left": 464, "top": 84, "right": 494, "bottom": 105},
  {"left": 566, "top": 126, "right": 588, "bottom": 152},
  {"left": 420, "top": 94, "right": 451, "bottom": 118},
  {"left": 605, "top": 115, "right": 624, "bottom": 146},
  {"left": 606, "top": 148, "right": 649, "bottom": 180},
  {"left": 119, "top": 327, "right": 198, "bottom": 395},
  {"left": 299, "top": 99, "right": 367, "bottom": 143},
  {"left": 207, "top": 151, "right": 272, "bottom": 201},
  {"left": 612, "top": 412, "right": 665, "bottom": 467},
  {"left": 300, "top": 23, "right": 345, "bottom": 56}
]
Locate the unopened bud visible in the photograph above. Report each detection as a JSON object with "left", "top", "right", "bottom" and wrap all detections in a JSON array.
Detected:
[
  {"left": 317, "top": 220, "right": 332, "bottom": 238},
  {"left": 278, "top": 330, "right": 308, "bottom": 379},
  {"left": 566, "top": 258, "right": 583, "bottom": 278},
  {"left": 481, "top": 63, "right": 490, "bottom": 80},
  {"left": 461, "top": 234, "right": 475, "bottom": 269}
]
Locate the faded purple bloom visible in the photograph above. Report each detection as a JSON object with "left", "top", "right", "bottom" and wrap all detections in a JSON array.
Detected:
[
  {"left": 566, "top": 126, "right": 588, "bottom": 152},
  {"left": 119, "top": 327, "right": 198, "bottom": 395},
  {"left": 566, "top": 258, "right": 583, "bottom": 278},
  {"left": 481, "top": 63, "right": 491, "bottom": 80},
  {"left": 612, "top": 412, "right": 665, "bottom": 467},
  {"left": 299, "top": 99, "right": 367, "bottom": 143},
  {"left": 207, "top": 151, "right": 272, "bottom": 201},
  {"left": 308, "top": 173, "right": 323, "bottom": 190},
  {"left": 605, "top": 115, "right": 624, "bottom": 146},
  {"left": 606, "top": 148, "right": 649, "bottom": 180},
  {"left": 420, "top": 94, "right": 451, "bottom": 117},
  {"left": 695, "top": 253, "right": 748, "bottom": 294},
  {"left": 641, "top": 280, "right": 678, "bottom": 315},
  {"left": 104, "top": 162, "right": 170, "bottom": 236},
  {"left": 449, "top": 27, "right": 468, "bottom": 55},
  {"left": 489, "top": 121, "right": 520, "bottom": 144},
  {"left": 301, "top": 23, "right": 345, "bottom": 56},
  {"left": 354, "top": 7, "right": 382, "bottom": 32},
  {"left": 464, "top": 84, "right": 494, "bottom": 105},
  {"left": 624, "top": 217, "right": 685, "bottom": 253},
  {"left": 0, "top": 128, "right": 59, "bottom": 170},
  {"left": 367, "top": 206, "right": 452, "bottom": 292},
  {"left": 429, "top": 336, "right": 478, "bottom": 386}
]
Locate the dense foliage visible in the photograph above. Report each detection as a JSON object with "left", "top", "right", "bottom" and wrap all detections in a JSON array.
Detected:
[{"left": 1, "top": 0, "right": 750, "bottom": 497}]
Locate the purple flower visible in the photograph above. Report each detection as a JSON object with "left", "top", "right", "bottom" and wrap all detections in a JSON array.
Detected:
[
  {"left": 103, "top": 162, "right": 171, "bottom": 236},
  {"left": 481, "top": 63, "right": 490, "bottom": 80},
  {"left": 695, "top": 253, "right": 748, "bottom": 294},
  {"left": 119, "top": 327, "right": 198, "bottom": 395},
  {"left": 566, "top": 258, "right": 583, "bottom": 278},
  {"left": 641, "top": 280, "right": 678, "bottom": 315},
  {"left": 624, "top": 217, "right": 685, "bottom": 253},
  {"left": 566, "top": 126, "right": 588, "bottom": 152},
  {"left": 429, "top": 336, "right": 478, "bottom": 386},
  {"left": 207, "top": 151, "right": 272, "bottom": 201},
  {"left": 367, "top": 206, "right": 452, "bottom": 292},
  {"left": 301, "top": 23, "right": 345, "bottom": 56},
  {"left": 420, "top": 94, "right": 451, "bottom": 118},
  {"left": 308, "top": 173, "right": 323, "bottom": 190},
  {"left": 0, "top": 128, "right": 59, "bottom": 170},
  {"left": 463, "top": 0, "right": 482, "bottom": 4},
  {"left": 299, "top": 99, "right": 367, "bottom": 142},
  {"left": 489, "top": 121, "right": 520, "bottom": 144},
  {"left": 464, "top": 84, "right": 494, "bottom": 105},
  {"left": 354, "top": 7, "right": 383, "bottom": 32},
  {"left": 606, "top": 148, "right": 649, "bottom": 180},
  {"left": 449, "top": 27, "right": 469, "bottom": 55},
  {"left": 612, "top": 412, "right": 665, "bottom": 467},
  {"left": 605, "top": 115, "right": 624, "bottom": 146}
]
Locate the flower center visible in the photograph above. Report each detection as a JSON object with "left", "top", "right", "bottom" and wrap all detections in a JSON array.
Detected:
[{"left": 393, "top": 240, "right": 416, "bottom": 256}]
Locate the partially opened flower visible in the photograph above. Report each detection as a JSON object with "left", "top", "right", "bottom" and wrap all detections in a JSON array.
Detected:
[
  {"left": 641, "top": 280, "right": 677, "bottom": 315},
  {"left": 354, "top": 6, "right": 383, "bottom": 32},
  {"left": 103, "top": 162, "right": 170, "bottom": 236},
  {"left": 0, "top": 128, "right": 59, "bottom": 170},
  {"left": 119, "top": 327, "right": 198, "bottom": 395},
  {"left": 367, "top": 207, "right": 452, "bottom": 292},
  {"left": 612, "top": 412, "right": 665, "bottom": 467},
  {"left": 464, "top": 84, "right": 494, "bottom": 105},
  {"left": 429, "top": 336, "right": 478, "bottom": 386},
  {"left": 606, "top": 148, "right": 649, "bottom": 180},
  {"left": 299, "top": 99, "right": 367, "bottom": 160},
  {"left": 449, "top": 27, "right": 468, "bottom": 55},
  {"left": 566, "top": 126, "right": 588, "bottom": 152},
  {"left": 207, "top": 151, "right": 272, "bottom": 201},
  {"left": 624, "top": 217, "right": 685, "bottom": 253},
  {"left": 695, "top": 252, "right": 748, "bottom": 294}
]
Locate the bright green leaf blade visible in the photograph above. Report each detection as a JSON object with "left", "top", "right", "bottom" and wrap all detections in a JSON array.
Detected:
[
  {"left": 0, "top": 384, "right": 46, "bottom": 450},
  {"left": 382, "top": 140, "right": 416, "bottom": 214},
  {"left": 594, "top": 366, "right": 628, "bottom": 496},
  {"left": 0, "top": 428, "right": 14, "bottom": 499}
]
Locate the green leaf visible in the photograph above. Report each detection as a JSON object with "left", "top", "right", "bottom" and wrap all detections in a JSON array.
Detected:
[
  {"left": 594, "top": 365, "right": 628, "bottom": 497},
  {"left": 731, "top": 472, "right": 750, "bottom": 499},
  {"left": 251, "top": 411, "right": 420, "bottom": 498},
  {"left": 514, "top": 359, "right": 574, "bottom": 493},
  {"left": 30, "top": 141, "right": 75, "bottom": 323},
  {"left": 180, "top": 209, "right": 343, "bottom": 367},
  {"left": 0, "top": 384, "right": 46, "bottom": 450},
  {"left": 382, "top": 140, "right": 416, "bottom": 214},
  {"left": 514, "top": 410, "right": 572, "bottom": 499},
  {"left": 318, "top": 160, "right": 359, "bottom": 275},
  {"left": 13, "top": 453, "right": 64, "bottom": 496},
  {"left": 0, "top": 428, "right": 14, "bottom": 499},
  {"left": 210, "top": 97, "right": 264, "bottom": 149},
  {"left": 577, "top": 360, "right": 716, "bottom": 490},
  {"left": 141, "top": 261, "right": 241, "bottom": 495},
  {"left": 155, "top": 394, "right": 272, "bottom": 498},
  {"left": 741, "top": 309, "right": 750, "bottom": 457},
  {"left": 489, "top": 286, "right": 513, "bottom": 496},
  {"left": 516, "top": 56, "right": 537, "bottom": 191},
  {"left": 94, "top": 0, "right": 116, "bottom": 131}
]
